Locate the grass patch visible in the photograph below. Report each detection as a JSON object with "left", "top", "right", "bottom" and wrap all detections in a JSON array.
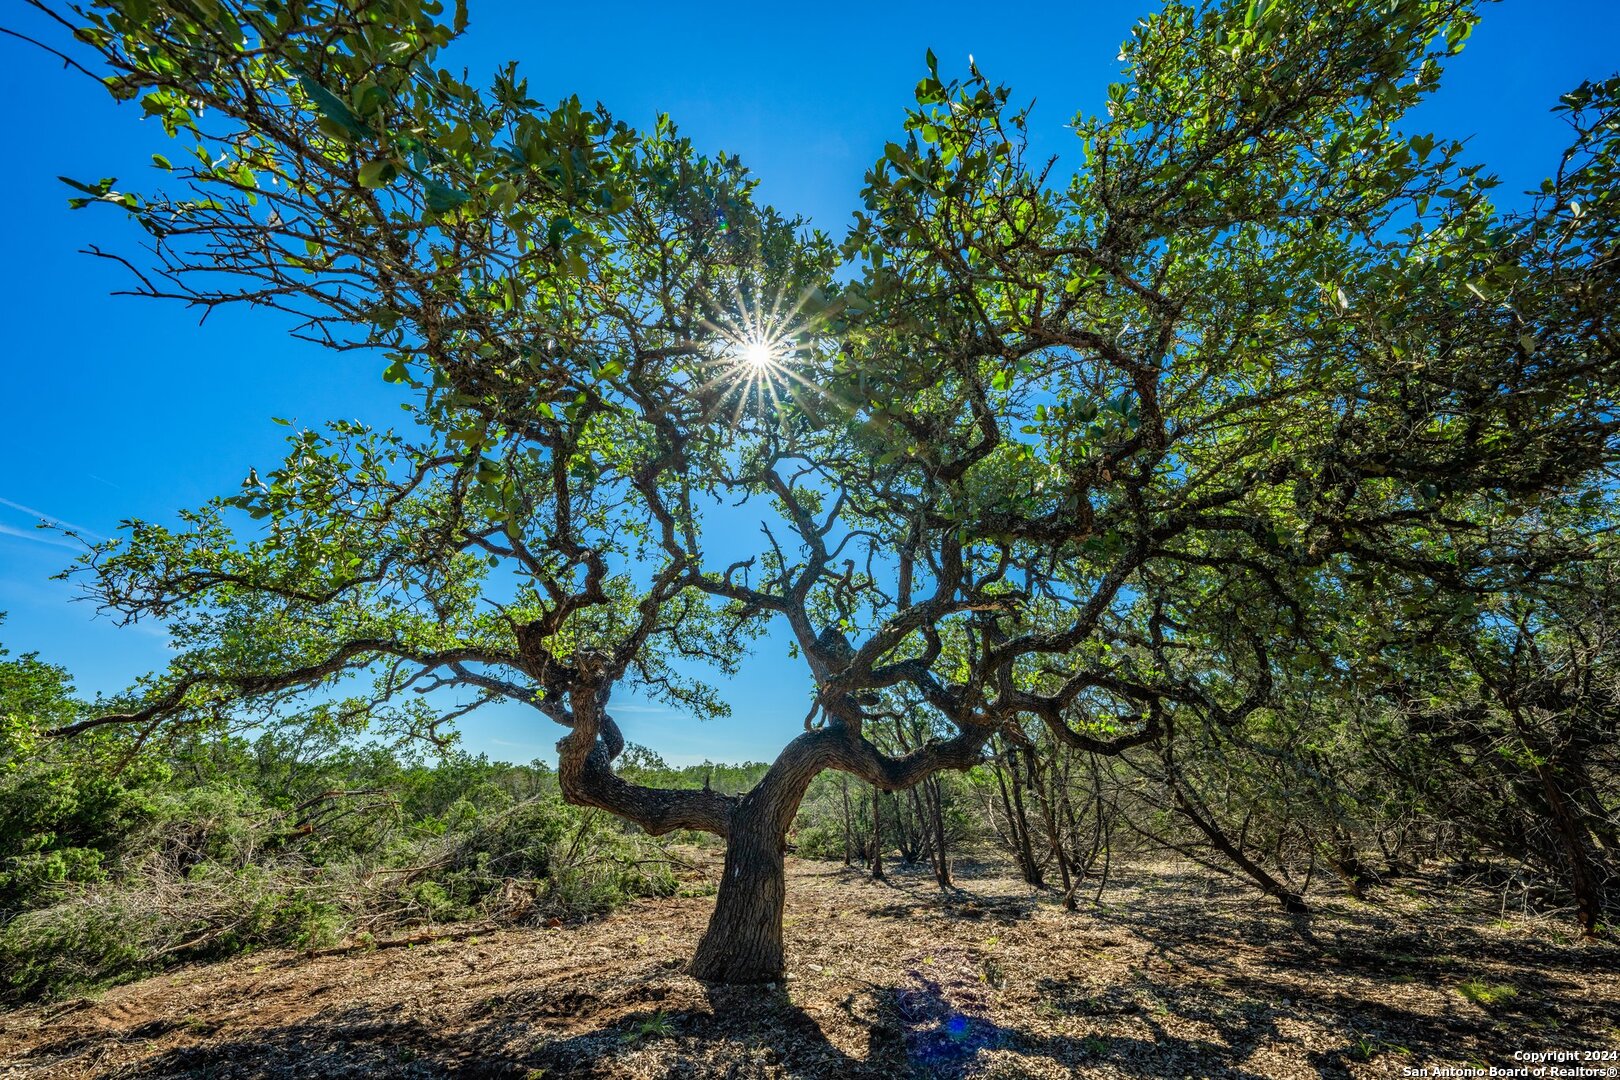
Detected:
[{"left": 1456, "top": 979, "right": 1517, "bottom": 1007}]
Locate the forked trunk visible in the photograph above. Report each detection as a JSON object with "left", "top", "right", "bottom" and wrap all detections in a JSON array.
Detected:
[
  {"left": 683, "top": 721, "right": 992, "bottom": 983},
  {"left": 563, "top": 699, "right": 993, "bottom": 985},
  {"left": 688, "top": 732, "right": 827, "bottom": 983}
]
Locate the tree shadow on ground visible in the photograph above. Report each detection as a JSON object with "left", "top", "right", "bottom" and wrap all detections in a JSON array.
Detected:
[
  {"left": 70, "top": 981, "right": 959, "bottom": 1079},
  {"left": 1029, "top": 968, "right": 1467, "bottom": 1079},
  {"left": 42, "top": 862, "right": 1616, "bottom": 1079},
  {"left": 65, "top": 967, "right": 1308, "bottom": 1080},
  {"left": 1029, "top": 867, "right": 1620, "bottom": 1078}
]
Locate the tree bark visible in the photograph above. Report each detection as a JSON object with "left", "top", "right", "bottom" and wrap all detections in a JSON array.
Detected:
[
  {"left": 1001, "top": 746, "right": 1045, "bottom": 887},
  {"left": 687, "top": 731, "right": 830, "bottom": 982},
  {"left": 1534, "top": 758, "right": 1603, "bottom": 937},
  {"left": 839, "top": 773, "right": 854, "bottom": 866},
  {"left": 689, "top": 724, "right": 942, "bottom": 982},
  {"left": 688, "top": 795, "right": 792, "bottom": 982},
  {"left": 1502, "top": 709, "right": 1604, "bottom": 937},
  {"left": 1034, "top": 756, "right": 1078, "bottom": 910}
]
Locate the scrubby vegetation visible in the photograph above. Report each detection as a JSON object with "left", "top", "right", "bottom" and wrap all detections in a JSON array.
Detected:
[{"left": 1, "top": 637, "right": 780, "bottom": 1002}]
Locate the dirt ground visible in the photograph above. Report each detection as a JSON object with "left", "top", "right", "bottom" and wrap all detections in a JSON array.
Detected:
[{"left": 1, "top": 854, "right": 1616, "bottom": 1079}]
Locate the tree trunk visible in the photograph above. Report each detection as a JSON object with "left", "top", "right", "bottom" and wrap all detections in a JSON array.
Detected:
[
  {"left": 1507, "top": 712, "right": 1604, "bottom": 937},
  {"left": 562, "top": 706, "right": 995, "bottom": 985},
  {"left": 689, "top": 798, "right": 790, "bottom": 983},
  {"left": 902, "top": 785, "right": 930, "bottom": 865},
  {"left": 1535, "top": 759, "right": 1602, "bottom": 937},
  {"left": 687, "top": 729, "right": 828, "bottom": 983},
  {"left": 870, "top": 783, "right": 886, "bottom": 881},
  {"left": 1322, "top": 830, "right": 1374, "bottom": 900},
  {"left": 1155, "top": 722, "right": 1306, "bottom": 914},
  {"left": 927, "top": 776, "right": 953, "bottom": 889},
  {"left": 1169, "top": 770, "right": 1308, "bottom": 913},
  {"left": 1002, "top": 747, "right": 1045, "bottom": 887},
  {"left": 839, "top": 773, "right": 854, "bottom": 866},
  {"left": 1034, "top": 756, "right": 1077, "bottom": 910}
]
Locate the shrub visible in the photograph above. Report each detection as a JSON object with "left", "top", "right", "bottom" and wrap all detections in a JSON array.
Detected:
[{"left": 0, "top": 759, "right": 685, "bottom": 1003}]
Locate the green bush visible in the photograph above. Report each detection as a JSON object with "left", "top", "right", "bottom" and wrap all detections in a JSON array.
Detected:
[
  {"left": 427, "top": 796, "right": 679, "bottom": 921},
  {"left": 1, "top": 647, "right": 165, "bottom": 917},
  {"left": 0, "top": 898, "right": 155, "bottom": 1002},
  {"left": 0, "top": 632, "right": 707, "bottom": 1004},
  {"left": 792, "top": 822, "right": 848, "bottom": 861},
  {"left": 0, "top": 747, "right": 689, "bottom": 1003}
]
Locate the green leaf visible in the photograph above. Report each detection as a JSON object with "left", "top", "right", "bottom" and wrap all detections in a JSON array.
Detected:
[
  {"left": 59, "top": 176, "right": 116, "bottom": 196},
  {"left": 357, "top": 160, "right": 397, "bottom": 188},
  {"left": 297, "top": 75, "right": 373, "bottom": 141},
  {"left": 424, "top": 180, "right": 471, "bottom": 213}
]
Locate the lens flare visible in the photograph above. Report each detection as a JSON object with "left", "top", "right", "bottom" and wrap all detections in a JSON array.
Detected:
[{"left": 693, "top": 276, "right": 835, "bottom": 426}]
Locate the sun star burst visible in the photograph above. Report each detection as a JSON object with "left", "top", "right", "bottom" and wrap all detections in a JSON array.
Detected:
[{"left": 693, "top": 277, "right": 833, "bottom": 425}]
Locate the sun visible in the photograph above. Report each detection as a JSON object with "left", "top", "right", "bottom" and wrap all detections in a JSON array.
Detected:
[
  {"left": 692, "top": 276, "right": 834, "bottom": 424},
  {"left": 743, "top": 339, "right": 774, "bottom": 371}
]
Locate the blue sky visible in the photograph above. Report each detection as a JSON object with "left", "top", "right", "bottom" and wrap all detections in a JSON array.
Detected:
[{"left": 2, "top": 0, "right": 1617, "bottom": 765}]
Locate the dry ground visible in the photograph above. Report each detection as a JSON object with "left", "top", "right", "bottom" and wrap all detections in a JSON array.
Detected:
[{"left": 2, "top": 855, "right": 1616, "bottom": 1079}]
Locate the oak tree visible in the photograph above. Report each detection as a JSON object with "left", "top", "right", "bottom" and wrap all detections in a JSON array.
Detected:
[{"left": 21, "top": 0, "right": 1619, "bottom": 977}]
